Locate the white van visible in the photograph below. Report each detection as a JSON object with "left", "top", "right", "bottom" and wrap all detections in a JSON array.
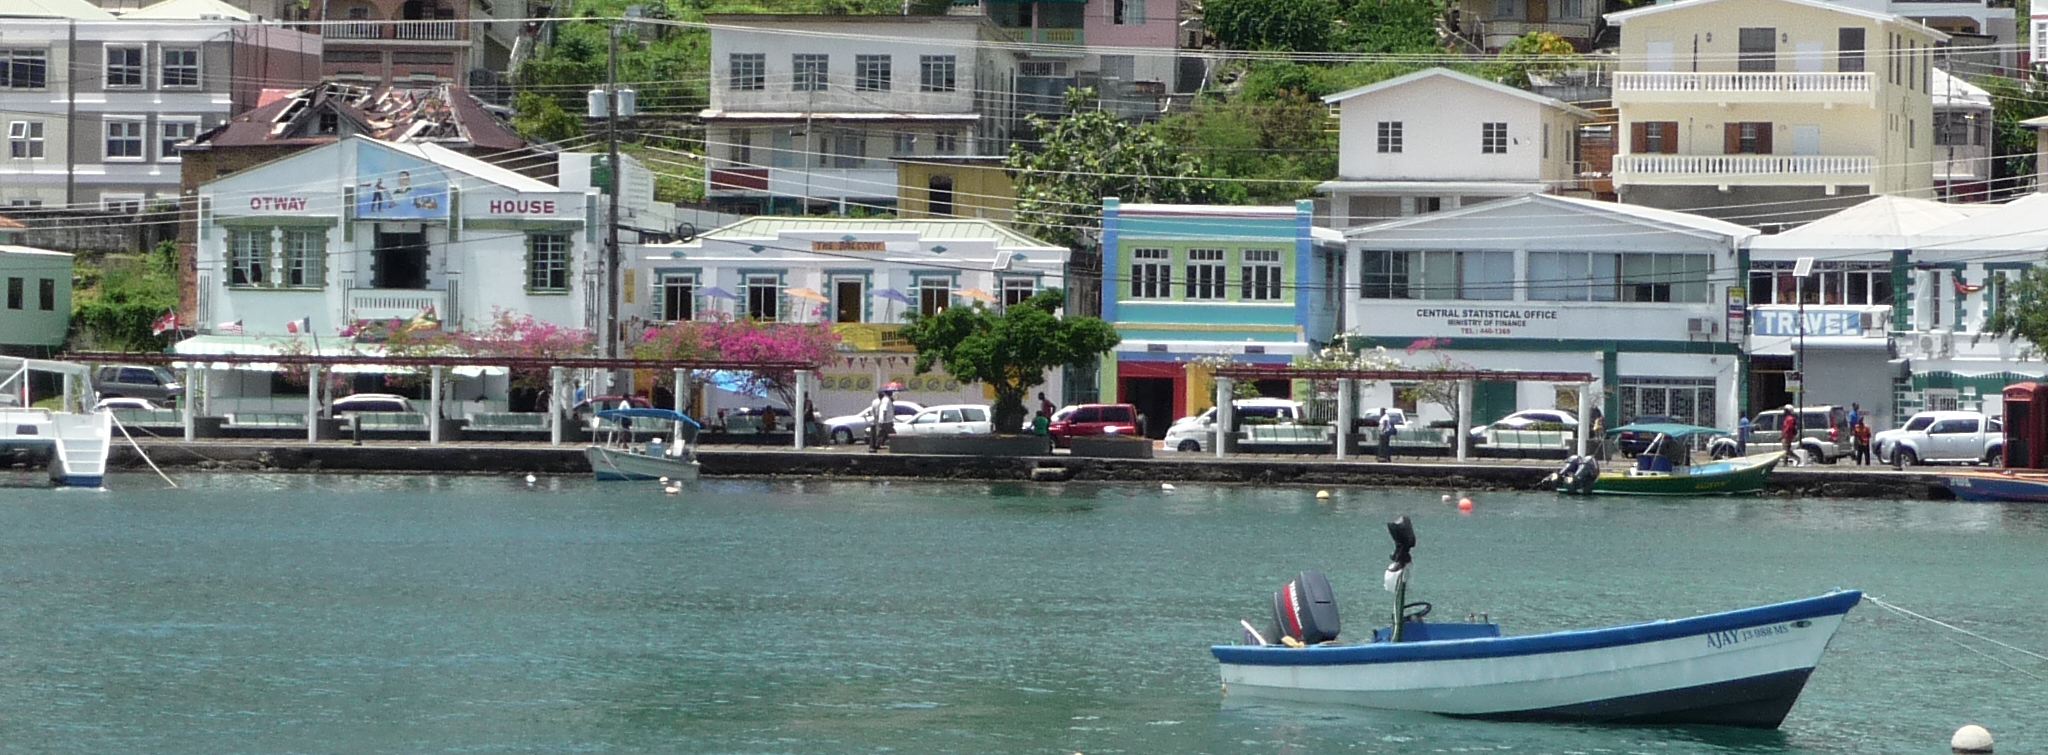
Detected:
[{"left": 1164, "top": 398, "right": 1304, "bottom": 452}]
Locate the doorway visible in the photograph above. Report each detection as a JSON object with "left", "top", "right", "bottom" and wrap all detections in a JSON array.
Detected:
[
  {"left": 373, "top": 231, "right": 430, "bottom": 289},
  {"left": 833, "top": 278, "right": 864, "bottom": 323},
  {"left": 1120, "top": 376, "right": 1175, "bottom": 439}
]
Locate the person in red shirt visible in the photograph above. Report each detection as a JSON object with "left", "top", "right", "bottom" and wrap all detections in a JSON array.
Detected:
[
  {"left": 1780, "top": 406, "right": 1799, "bottom": 460},
  {"left": 1852, "top": 419, "right": 1873, "bottom": 465}
]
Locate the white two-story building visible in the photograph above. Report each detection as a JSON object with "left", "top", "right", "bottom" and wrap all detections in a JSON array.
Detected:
[
  {"left": 1346, "top": 194, "right": 1754, "bottom": 429},
  {"left": 0, "top": 0, "right": 321, "bottom": 210},
  {"left": 700, "top": 15, "right": 1019, "bottom": 216},
  {"left": 1317, "top": 68, "right": 1593, "bottom": 230},
  {"left": 1607, "top": 0, "right": 1945, "bottom": 227},
  {"left": 193, "top": 135, "right": 595, "bottom": 337},
  {"left": 632, "top": 217, "right": 1068, "bottom": 417}
]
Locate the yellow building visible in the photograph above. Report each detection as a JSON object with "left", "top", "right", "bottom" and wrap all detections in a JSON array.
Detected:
[
  {"left": 1607, "top": 0, "right": 1945, "bottom": 226},
  {"left": 896, "top": 157, "right": 1016, "bottom": 222}
]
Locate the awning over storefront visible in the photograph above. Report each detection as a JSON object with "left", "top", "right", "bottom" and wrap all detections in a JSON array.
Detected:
[{"left": 168, "top": 335, "right": 505, "bottom": 376}]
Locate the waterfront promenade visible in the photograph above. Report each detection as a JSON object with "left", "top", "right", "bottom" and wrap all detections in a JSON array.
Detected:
[{"left": 105, "top": 440, "right": 1956, "bottom": 499}]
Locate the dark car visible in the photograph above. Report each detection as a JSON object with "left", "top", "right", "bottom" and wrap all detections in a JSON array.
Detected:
[
  {"left": 1616, "top": 414, "right": 1681, "bottom": 456},
  {"left": 92, "top": 365, "right": 182, "bottom": 403}
]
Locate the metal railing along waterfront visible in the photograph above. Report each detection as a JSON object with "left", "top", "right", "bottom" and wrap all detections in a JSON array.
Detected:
[{"left": 1614, "top": 71, "right": 1873, "bottom": 94}]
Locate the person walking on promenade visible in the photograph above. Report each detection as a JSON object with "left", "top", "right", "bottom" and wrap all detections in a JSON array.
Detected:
[
  {"left": 867, "top": 389, "right": 896, "bottom": 453},
  {"left": 1737, "top": 414, "right": 1752, "bottom": 457},
  {"left": 1847, "top": 403, "right": 1863, "bottom": 433},
  {"left": 1039, "top": 392, "right": 1055, "bottom": 419},
  {"left": 1376, "top": 408, "right": 1396, "bottom": 462},
  {"left": 1780, "top": 405, "right": 1799, "bottom": 463},
  {"left": 1852, "top": 419, "right": 1872, "bottom": 466}
]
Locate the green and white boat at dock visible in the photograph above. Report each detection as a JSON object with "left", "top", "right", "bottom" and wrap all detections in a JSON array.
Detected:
[{"left": 1552, "top": 423, "right": 1785, "bottom": 496}]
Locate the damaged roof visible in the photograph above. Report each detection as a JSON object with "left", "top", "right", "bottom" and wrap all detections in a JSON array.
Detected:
[{"left": 187, "top": 80, "right": 526, "bottom": 152}]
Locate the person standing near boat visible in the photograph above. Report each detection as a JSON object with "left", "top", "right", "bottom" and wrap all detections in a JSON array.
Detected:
[
  {"left": 1780, "top": 406, "right": 1799, "bottom": 463},
  {"left": 867, "top": 389, "right": 896, "bottom": 453},
  {"left": 1376, "top": 409, "right": 1396, "bottom": 462},
  {"left": 1737, "top": 414, "right": 1752, "bottom": 457}
]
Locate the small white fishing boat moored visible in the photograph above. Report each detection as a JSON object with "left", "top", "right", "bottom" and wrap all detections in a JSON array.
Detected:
[
  {"left": 1213, "top": 517, "right": 1860, "bottom": 728},
  {"left": 584, "top": 408, "right": 701, "bottom": 483}
]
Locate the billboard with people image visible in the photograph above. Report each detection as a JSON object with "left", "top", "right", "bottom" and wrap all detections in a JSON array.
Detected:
[{"left": 354, "top": 142, "right": 449, "bottom": 220}]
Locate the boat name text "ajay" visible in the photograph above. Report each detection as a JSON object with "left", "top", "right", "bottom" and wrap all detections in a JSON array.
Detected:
[{"left": 1706, "top": 622, "right": 1791, "bottom": 649}]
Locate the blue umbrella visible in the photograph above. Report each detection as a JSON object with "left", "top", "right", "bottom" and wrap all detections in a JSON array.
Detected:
[
  {"left": 702, "top": 286, "right": 740, "bottom": 300},
  {"left": 872, "top": 288, "right": 913, "bottom": 305}
]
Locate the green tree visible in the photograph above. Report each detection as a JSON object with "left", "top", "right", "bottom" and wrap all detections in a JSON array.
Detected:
[
  {"left": 1332, "top": 0, "right": 1443, "bottom": 55},
  {"left": 1204, "top": 0, "right": 1335, "bottom": 51},
  {"left": 71, "top": 241, "right": 180, "bottom": 351},
  {"left": 1978, "top": 76, "right": 2048, "bottom": 196},
  {"left": 901, "top": 289, "right": 1121, "bottom": 434},
  {"left": 1009, "top": 88, "right": 1229, "bottom": 248},
  {"left": 1153, "top": 90, "right": 1335, "bottom": 204},
  {"left": 511, "top": 90, "right": 584, "bottom": 143},
  {"left": 1981, "top": 264, "right": 2048, "bottom": 358},
  {"left": 1488, "top": 31, "right": 1581, "bottom": 88}
]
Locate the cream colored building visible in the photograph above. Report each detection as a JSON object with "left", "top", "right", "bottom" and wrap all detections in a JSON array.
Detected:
[{"left": 1607, "top": 0, "right": 1945, "bottom": 226}]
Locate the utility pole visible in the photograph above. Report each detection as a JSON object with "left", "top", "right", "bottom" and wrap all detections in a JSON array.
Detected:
[{"left": 605, "top": 21, "right": 623, "bottom": 360}]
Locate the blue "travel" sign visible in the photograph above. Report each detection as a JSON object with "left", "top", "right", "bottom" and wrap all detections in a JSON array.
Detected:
[{"left": 1752, "top": 309, "right": 1864, "bottom": 337}]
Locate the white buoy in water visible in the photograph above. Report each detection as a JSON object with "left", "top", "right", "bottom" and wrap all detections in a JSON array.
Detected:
[
  {"left": 1441, "top": 494, "right": 1452, "bottom": 503},
  {"left": 1952, "top": 724, "right": 1993, "bottom": 753},
  {"left": 1161, "top": 483, "right": 1176, "bottom": 491},
  {"left": 524, "top": 474, "right": 537, "bottom": 486},
  {"left": 1315, "top": 490, "right": 1332, "bottom": 500},
  {"left": 659, "top": 476, "right": 670, "bottom": 484},
  {"left": 664, "top": 485, "right": 681, "bottom": 496}
]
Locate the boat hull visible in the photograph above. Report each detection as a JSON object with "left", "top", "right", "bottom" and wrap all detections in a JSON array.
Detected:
[
  {"left": 1940, "top": 470, "right": 2048, "bottom": 502},
  {"left": 1213, "top": 591, "right": 1859, "bottom": 729},
  {"left": 1565, "top": 452, "right": 1783, "bottom": 496},
  {"left": 584, "top": 446, "right": 700, "bottom": 482}
]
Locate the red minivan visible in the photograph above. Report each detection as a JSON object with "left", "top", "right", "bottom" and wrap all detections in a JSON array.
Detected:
[{"left": 1049, "top": 403, "right": 1141, "bottom": 447}]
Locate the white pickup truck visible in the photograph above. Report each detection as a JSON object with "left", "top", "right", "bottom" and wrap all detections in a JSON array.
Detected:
[{"left": 1875, "top": 411, "right": 2004, "bottom": 466}]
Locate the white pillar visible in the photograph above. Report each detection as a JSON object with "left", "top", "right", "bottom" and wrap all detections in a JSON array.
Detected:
[
  {"left": 793, "top": 370, "right": 808, "bottom": 450},
  {"left": 673, "top": 368, "right": 688, "bottom": 415},
  {"left": 182, "top": 365, "right": 197, "bottom": 442},
  {"left": 1335, "top": 377, "right": 1352, "bottom": 460},
  {"left": 1576, "top": 382, "right": 1591, "bottom": 458},
  {"left": 549, "top": 366, "right": 566, "bottom": 446},
  {"left": 1455, "top": 378, "right": 1473, "bottom": 462},
  {"left": 429, "top": 365, "right": 444, "bottom": 445},
  {"left": 305, "top": 365, "right": 321, "bottom": 444},
  {"left": 1214, "top": 377, "right": 1231, "bottom": 459}
]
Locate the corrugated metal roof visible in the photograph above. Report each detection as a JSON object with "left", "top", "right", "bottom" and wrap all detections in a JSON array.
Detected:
[
  {"left": 123, "top": 0, "right": 249, "bottom": 20},
  {"left": 2, "top": 0, "right": 116, "bottom": 20},
  {"left": 699, "top": 217, "right": 1064, "bottom": 250}
]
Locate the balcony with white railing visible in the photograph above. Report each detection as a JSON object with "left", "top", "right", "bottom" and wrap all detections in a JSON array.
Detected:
[
  {"left": 1614, "top": 154, "right": 1876, "bottom": 187},
  {"left": 394, "top": 21, "right": 464, "bottom": 41},
  {"left": 326, "top": 21, "right": 383, "bottom": 39},
  {"left": 349, "top": 288, "right": 447, "bottom": 322},
  {"left": 1614, "top": 71, "right": 1875, "bottom": 106}
]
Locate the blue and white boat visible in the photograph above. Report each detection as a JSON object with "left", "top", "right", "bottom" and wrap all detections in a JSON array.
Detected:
[
  {"left": 1938, "top": 469, "right": 2048, "bottom": 503},
  {"left": 584, "top": 408, "right": 701, "bottom": 482},
  {"left": 1213, "top": 517, "right": 1860, "bottom": 729}
]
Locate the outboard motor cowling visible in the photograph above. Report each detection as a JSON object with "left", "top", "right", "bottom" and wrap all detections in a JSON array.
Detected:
[{"left": 1271, "top": 570, "right": 1342, "bottom": 644}]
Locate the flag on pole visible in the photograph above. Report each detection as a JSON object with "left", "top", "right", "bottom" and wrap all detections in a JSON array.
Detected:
[
  {"left": 218, "top": 320, "right": 244, "bottom": 335},
  {"left": 285, "top": 316, "right": 312, "bottom": 335},
  {"left": 150, "top": 310, "right": 179, "bottom": 336}
]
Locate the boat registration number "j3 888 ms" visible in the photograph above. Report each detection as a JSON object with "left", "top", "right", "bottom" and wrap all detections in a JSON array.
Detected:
[{"left": 1705, "top": 622, "right": 1797, "bottom": 649}]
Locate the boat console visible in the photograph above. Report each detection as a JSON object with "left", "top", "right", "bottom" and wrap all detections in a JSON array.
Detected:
[{"left": 1243, "top": 516, "right": 1501, "bottom": 647}]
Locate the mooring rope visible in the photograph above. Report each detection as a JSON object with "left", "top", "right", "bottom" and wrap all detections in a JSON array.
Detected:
[
  {"left": 1866, "top": 595, "right": 2047, "bottom": 680},
  {"left": 110, "top": 415, "right": 178, "bottom": 489}
]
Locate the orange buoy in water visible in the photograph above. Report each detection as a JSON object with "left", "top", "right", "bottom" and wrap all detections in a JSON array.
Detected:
[{"left": 1457, "top": 497, "right": 1474, "bottom": 513}]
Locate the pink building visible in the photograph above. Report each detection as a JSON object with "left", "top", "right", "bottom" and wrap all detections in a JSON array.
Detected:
[{"left": 977, "top": 0, "right": 1188, "bottom": 118}]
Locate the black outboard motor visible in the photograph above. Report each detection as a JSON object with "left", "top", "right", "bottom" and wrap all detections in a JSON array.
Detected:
[{"left": 1269, "top": 570, "right": 1342, "bottom": 645}]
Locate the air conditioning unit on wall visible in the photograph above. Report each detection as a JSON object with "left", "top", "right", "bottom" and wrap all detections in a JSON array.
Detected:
[
  {"left": 1918, "top": 332, "right": 1954, "bottom": 358},
  {"left": 1687, "top": 317, "right": 1718, "bottom": 337}
]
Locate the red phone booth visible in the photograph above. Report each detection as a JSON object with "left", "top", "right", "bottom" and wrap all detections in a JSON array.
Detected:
[{"left": 2002, "top": 383, "right": 2046, "bottom": 469}]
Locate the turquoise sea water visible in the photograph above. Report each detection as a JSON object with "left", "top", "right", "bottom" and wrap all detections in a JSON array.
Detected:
[{"left": 0, "top": 473, "right": 2041, "bottom": 753}]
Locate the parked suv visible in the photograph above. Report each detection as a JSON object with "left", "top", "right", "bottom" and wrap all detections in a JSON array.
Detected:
[
  {"left": 1875, "top": 411, "right": 2004, "bottom": 466},
  {"left": 1164, "top": 398, "right": 1305, "bottom": 453},
  {"left": 1048, "top": 403, "right": 1140, "bottom": 448},
  {"left": 1716, "top": 405, "right": 1847, "bottom": 463},
  {"left": 92, "top": 365, "right": 181, "bottom": 403},
  {"left": 328, "top": 393, "right": 416, "bottom": 414}
]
